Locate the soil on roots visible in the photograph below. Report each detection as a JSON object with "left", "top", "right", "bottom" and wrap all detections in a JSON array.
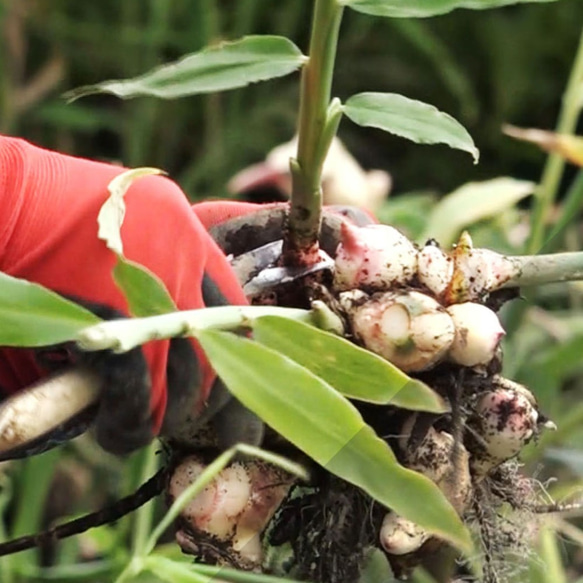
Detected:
[{"left": 269, "top": 475, "right": 384, "bottom": 583}]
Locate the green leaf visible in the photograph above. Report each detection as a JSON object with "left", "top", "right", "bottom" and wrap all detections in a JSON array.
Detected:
[
  {"left": 0, "top": 272, "right": 101, "bottom": 346},
  {"left": 144, "top": 556, "right": 211, "bottom": 583},
  {"left": 358, "top": 547, "right": 396, "bottom": 583},
  {"left": 546, "top": 448, "right": 583, "bottom": 477},
  {"left": 343, "top": 92, "right": 478, "bottom": 163},
  {"left": 421, "top": 177, "right": 535, "bottom": 246},
  {"left": 196, "top": 330, "right": 472, "bottom": 553},
  {"left": 252, "top": 316, "right": 446, "bottom": 413},
  {"left": 376, "top": 191, "right": 437, "bottom": 240},
  {"left": 345, "top": 0, "right": 560, "bottom": 19},
  {"left": 67, "top": 36, "right": 306, "bottom": 101},
  {"left": 191, "top": 562, "right": 306, "bottom": 583},
  {"left": 98, "top": 168, "right": 178, "bottom": 316},
  {"left": 113, "top": 258, "right": 177, "bottom": 317}
]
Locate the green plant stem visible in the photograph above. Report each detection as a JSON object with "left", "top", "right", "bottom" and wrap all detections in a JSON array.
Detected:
[
  {"left": 77, "top": 305, "right": 312, "bottom": 353},
  {"left": 527, "top": 28, "right": 583, "bottom": 255},
  {"left": 502, "top": 251, "right": 583, "bottom": 288},
  {"left": 285, "top": 0, "right": 344, "bottom": 264}
]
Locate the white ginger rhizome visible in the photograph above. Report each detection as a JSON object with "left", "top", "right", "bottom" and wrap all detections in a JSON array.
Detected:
[{"left": 327, "top": 221, "right": 555, "bottom": 559}]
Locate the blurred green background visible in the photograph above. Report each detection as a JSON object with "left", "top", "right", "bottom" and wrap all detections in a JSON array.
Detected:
[
  {"left": 2, "top": 1, "right": 583, "bottom": 582},
  {"left": 2, "top": 0, "right": 582, "bottom": 199}
]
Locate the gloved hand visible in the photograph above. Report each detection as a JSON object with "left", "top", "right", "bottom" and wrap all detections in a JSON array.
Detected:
[{"left": 0, "top": 135, "right": 252, "bottom": 456}]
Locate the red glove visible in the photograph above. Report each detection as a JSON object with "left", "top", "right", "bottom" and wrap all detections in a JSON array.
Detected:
[{"left": 0, "top": 136, "right": 248, "bottom": 455}]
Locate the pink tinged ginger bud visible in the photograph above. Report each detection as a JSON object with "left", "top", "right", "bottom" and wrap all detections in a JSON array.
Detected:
[
  {"left": 334, "top": 222, "right": 418, "bottom": 291},
  {"left": 446, "top": 302, "right": 505, "bottom": 367},
  {"left": 350, "top": 291, "right": 455, "bottom": 372}
]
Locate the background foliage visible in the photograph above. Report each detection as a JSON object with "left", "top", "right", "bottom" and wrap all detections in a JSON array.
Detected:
[
  {"left": 2, "top": 0, "right": 581, "bottom": 196},
  {"left": 2, "top": 0, "right": 583, "bottom": 582}
]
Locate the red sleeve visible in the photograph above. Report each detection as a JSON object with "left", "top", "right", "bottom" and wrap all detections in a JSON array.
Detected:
[{"left": 0, "top": 136, "right": 246, "bottom": 433}]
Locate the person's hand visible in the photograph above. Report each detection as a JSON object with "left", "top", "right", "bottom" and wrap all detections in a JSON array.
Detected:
[{"left": 0, "top": 136, "right": 253, "bottom": 456}]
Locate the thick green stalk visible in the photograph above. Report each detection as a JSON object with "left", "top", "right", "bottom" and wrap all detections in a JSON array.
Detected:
[
  {"left": 285, "top": 0, "right": 344, "bottom": 264},
  {"left": 527, "top": 28, "right": 583, "bottom": 255}
]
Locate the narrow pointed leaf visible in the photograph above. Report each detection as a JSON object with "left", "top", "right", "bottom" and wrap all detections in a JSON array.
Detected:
[
  {"left": 0, "top": 272, "right": 100, "bottom": 346},
  {"left": 252, "top": 316, "right": 446, "bottom": 413},
  {"left": 67, "top": 36, "right": 306, "bottom": 101},
  {"left": 343, "top": 92, "right": 478, "bottom": 162},
  {"left": 346, "top": 0, "right": 560, "bottom": 19},
  {"left": 196, "top": 330, "right": 472, "bottom": 553}
]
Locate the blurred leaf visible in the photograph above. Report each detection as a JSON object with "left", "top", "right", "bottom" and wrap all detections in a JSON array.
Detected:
[
  {"left": 144, "top": 556, "right": 210, "bottom": 582},
  {"left": 0, "top": 272, "right": 100, "bottom": 346},
  {"left": 376, "top": 191, "right": 437, "bottom": 240},
  {"left": 252, "top": 316, "right": 447, "bottom": 413},
  {"left": 517, "top": 331, "right": 583, "bottom": 415},
  {"left": 192, "top": 561, "right": 306, "bottom": 582},
  {"left": 343, "top": 92, "right": 478, "bottom": 162},
  {"left": 542, "top": 170, "right": 583, "bottom": 253},
  {"left": 17, "top": 561, "right": 117, "bottom": 581},
  {"left": 411, "top": 569, "right": 440, "bottom": 583},
  {"left": 346, "top": 0, "right": 560, "bottom": 18},
  {"left": 391, "top": 20, "right": 479, "bottom": 121},
  {"left": 422, "top": 177, "right": 535, "bottom": 246},
  {"left": 358, "top": 547, "right": 396, "bottom": 583},
  {"left": 522, "top": 332, "right": 583, "bottom": 395},
  {"left": 10, "top": 449, "right": 61, "bottom": 568},
  {"left": 527, "top": 526, "right": 568, "bottom": 583},
  {"left": 546, "top": 447, "right": 583, "bottom": 476},
  {"left": 67, "top": 36, "right": 306, "bottom": 101},
  {"left": 32, "top": 102, "right": 122, "bottom": 133},
  {"left": 504, "top": 125, "right": 583, "bottom": 166},
  {"left": 522, "top": 401, "right": 583, "bottom": 463},
  {"left": 502, "top": 314, "right": 550, "bottom": 379},
  {"left": 99, "top": 169, "right": 178, "bottom": 316},
  {"left": 197, "top": 330, "right": 472, "bottom": 553}
]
